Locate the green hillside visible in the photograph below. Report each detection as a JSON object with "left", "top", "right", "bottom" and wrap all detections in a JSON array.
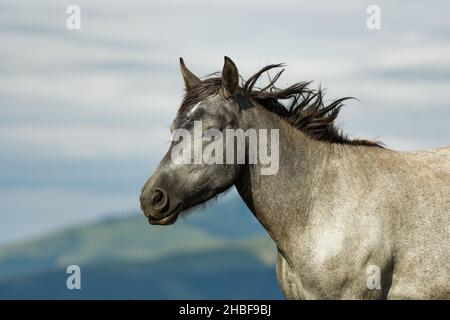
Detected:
[{"left": 0, "top": 197, "right": 283, "bottom": 299}]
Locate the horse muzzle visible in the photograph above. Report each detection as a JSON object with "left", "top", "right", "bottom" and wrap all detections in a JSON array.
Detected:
[{"left": 140, "top": 187, "right": 181, "bottom": 225}]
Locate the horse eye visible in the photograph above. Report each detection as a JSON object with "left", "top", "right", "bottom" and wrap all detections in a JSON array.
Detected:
[
  {"left": 204, "top": 128, "right": 222, "bottom": 138},
  {"left": 204, "top": 130, "right": 215, "bottom": 137}
]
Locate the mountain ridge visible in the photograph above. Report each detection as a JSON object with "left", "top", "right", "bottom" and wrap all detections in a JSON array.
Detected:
[{"left": 0, "top": 197, "right": 282, "bottom": 299}]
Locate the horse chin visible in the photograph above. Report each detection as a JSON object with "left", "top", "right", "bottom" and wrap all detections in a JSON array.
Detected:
[
  {"left": 147, "top": 187, "right": 230, "bottom": 226},
  {"left": 147, "top": 204, "right": 181, "bottom": 226}
]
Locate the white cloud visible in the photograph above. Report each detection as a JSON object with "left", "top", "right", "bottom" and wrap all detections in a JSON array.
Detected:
[{"left": 0, "top": 125, "right": 170, "bottom": 159}]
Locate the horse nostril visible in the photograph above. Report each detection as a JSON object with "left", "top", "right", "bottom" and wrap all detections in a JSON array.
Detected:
[{"left": 151, "top": 188, "right": 170, "bottom": 213}]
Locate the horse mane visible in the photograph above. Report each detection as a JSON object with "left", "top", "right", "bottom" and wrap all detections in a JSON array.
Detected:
[{"left": 179, "top": 64, "right": 382, "bottom": 147}]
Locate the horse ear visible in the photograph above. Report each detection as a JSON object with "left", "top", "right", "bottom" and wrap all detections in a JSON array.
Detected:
[
  {"left": 179, "top": 57, "right": 201, "bottom": 90},
  {"left": 221, "top": 56, "right": 239, "bottom": 98}
]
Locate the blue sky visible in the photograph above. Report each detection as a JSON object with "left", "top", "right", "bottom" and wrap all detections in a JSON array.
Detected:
[{"left": 0, "top": 0, "right": 449, "bottom": 244}]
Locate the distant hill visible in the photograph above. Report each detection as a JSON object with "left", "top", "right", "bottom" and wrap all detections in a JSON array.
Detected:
[{"left": 0, "top": 196, "right": 283, "bottom": 299}]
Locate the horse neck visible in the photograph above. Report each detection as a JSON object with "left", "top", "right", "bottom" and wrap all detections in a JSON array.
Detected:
[{"left": 235, "top": 104, "right": 341, "bottom": 256}]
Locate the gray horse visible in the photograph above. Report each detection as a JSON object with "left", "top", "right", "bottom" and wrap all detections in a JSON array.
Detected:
[{"left": 140, "top": 57, "right": 450, "bottom": 299}]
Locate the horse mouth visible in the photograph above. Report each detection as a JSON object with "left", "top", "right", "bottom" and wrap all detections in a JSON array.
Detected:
[{"left": 147, "top": 204, "right": 181, "bottom": 225}]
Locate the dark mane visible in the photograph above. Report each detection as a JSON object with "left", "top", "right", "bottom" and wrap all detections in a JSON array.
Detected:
[{"left": 179, "top": 64, "right": 382, "bottom": 147}]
